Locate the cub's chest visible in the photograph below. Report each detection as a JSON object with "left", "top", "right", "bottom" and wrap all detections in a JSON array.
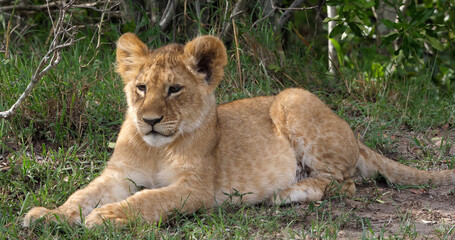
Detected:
[{"left": 125, "top": 160, "right": 179, "bottom": 190}]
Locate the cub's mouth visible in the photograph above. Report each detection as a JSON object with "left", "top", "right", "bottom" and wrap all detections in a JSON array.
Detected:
[{"left": 145, "top": 129, "right": 175, "bottom": 137}]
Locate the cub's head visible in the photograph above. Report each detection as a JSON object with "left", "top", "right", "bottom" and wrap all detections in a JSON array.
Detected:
[{"left": 116, "top": 33, "right": 227, "bottom": 147}]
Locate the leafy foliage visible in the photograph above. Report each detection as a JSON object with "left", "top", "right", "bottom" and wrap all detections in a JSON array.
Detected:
[{"left": 324, "top": 0, "right": 455, "bottom": 93}]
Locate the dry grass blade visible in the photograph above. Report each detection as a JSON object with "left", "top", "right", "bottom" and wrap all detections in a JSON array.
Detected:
[{"left": 232, "top": 19, "right": 243, "bottom": 89}]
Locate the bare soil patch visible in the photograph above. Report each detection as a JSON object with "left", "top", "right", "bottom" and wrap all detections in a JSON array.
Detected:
[{"left": 336, "top": 182, "right": 455, "bottom": 239}]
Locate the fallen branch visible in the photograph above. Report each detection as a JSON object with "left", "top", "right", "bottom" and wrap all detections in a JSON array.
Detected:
[{"left": 0, "top": 0, "right": 80, "bottom": 119}]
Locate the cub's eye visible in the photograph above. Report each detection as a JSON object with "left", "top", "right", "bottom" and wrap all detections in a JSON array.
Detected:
[
  {"left": 136, "top": 84, "right": 146, "bottom": 92},
  {"left": 168, "top": 85, "right": 183, "bottom": 96}
]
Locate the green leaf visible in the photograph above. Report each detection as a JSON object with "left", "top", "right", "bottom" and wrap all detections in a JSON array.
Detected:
[
  {"left": 401, "top": 36, "right": 410, "bottom": 56},
  {"left": 407, "top": 0, "right": 417, "bottom": 17},
  {"left": 379, "top": 32, "right": 399, "bottom": 48},
  {"left": 380, "top": 19, "right": 398, "bottom": 30},
  {"left": 329, "top": 38, "right": 344, "bottom": 66},
  {"left": 426, "top": 35, "right": 444, "bottom": 51},
  {"left": 409, "top": 8, "right": 434, "bottom": 27},
  {"left": 267, "top": 65, "right": 282, "bottom": 73},
  {"left": 348, "top": 22, "right": 363, "bottom": 36},
  {"left": 352, "top": 0, "right": 374, "bottom": 9},
  {"left": 323, "top": 16, "right": 340, "bottom": 23},
  {"left": 329, "top": 24, "right": 347, "bottom": 38}
]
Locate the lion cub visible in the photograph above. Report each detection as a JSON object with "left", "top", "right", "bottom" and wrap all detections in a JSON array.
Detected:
[{"left": 24, "top": 33, "right": 455, "bottom": 226}]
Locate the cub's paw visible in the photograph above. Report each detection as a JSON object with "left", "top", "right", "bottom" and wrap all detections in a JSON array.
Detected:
[
  {"left": 23, "top": 206, "right": 82, "bottom": 226},
  {"left": 85, "top": 203, "right": 127, "bottom": 227},
  {"left": 23, "top": 207, "right": 55, "bottom": 227}
]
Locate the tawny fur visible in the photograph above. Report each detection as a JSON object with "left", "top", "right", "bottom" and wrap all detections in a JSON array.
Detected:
[{"left": 24, "top": 33, "right": 455, "bottom": 227}]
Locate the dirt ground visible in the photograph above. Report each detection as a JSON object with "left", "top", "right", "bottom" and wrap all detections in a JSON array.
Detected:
[
  {"left": 334, "top": 182, "right": 455, "bottom": 239},
  {"left": 334, "top": 128, "right": 455, "bottom": 239}
]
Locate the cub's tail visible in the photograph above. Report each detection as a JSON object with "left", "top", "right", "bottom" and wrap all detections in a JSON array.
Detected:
[{"left": 356, "top": 141, "right": 455, "bottom": 186}]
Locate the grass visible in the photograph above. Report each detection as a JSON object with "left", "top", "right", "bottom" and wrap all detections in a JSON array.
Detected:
[{"left": 1, "top": 17, "right": 455, "bottom": 239}]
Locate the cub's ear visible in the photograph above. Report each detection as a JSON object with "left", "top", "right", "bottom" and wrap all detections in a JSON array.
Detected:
[
  {"left": 116, "top": 33, "right": 150, "bottom": 82},
  {"left": 183, "top": 35, "right": 227, "bottom": 89}
]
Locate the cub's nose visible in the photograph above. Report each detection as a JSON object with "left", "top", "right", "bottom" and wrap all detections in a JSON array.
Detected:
[{"left": 143, "top": 116, "right": 163, "bottom": 127}]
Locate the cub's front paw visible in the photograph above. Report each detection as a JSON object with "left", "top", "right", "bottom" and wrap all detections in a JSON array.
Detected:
[
  {"left": 23, "top": 206, "right": 83, "bottom": 226},
  {"left": 85, "top": 203, "right": 127, "bottom": 227},
  {"left": 23, "top": 207, "right": 55, "bottom": 227}
]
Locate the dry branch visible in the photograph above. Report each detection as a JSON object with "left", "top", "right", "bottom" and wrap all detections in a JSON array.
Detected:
[
  {"left": 220, "top": 0, "right": 248, "bottom": 40},
  {"left": 0, "top": 0, "right": 80, "bottom": 119},
  {"left": 0, "top": 0, "right": 116, "bottom": 13},
  {"left": 253, "top": 0, "right": 317, "bottom": 30},
  {"left": 274, "top": 0, "right": 306, "bottom": 32},
  {"left": 159, "top": 0, "right": 178, "bottom": 30}
]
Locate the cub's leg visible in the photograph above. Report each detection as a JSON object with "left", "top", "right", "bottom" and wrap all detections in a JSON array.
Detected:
[
  {"left": 269, "top": 88, "right": 359, "bottom": 204},
  {"left": 84, "top": 169, "right": 214, "bottom": 226},
  {"left": 23, "top": 164, "right": 135, "bottom": 226},
  {"left": 272, "top": 177, "right": 356, "bottom": 204}
]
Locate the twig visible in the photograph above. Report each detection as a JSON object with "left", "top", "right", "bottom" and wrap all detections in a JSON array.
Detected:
[
  {"left": 81, "top": 0, "right": 114, "bottom": 68},
  {"left": 0, "top": 0, "right": 62, "bottom": 11},
  {"left": 251, "top": 7, "right": 275, "bottom": 29},
  {"left": 0, "top": 0, "right": 116, "bottom": 12},
  {"left": 261, "top": 0, "right": 277, "bottom": 19},
  {"left": 274, "top": 0, "right": 307, "bottom": 32},
  {"left": 274, "top": 5, "right": 318, "bottom": 10},
  {"left": 73, "top": 0, "right": 120, "bottom": 13},
  {"left": 220, "top": 0, "right": 248, "bottom": 40},
  {"left": 253, "top": 0, "right": 319, "bottom": 30},
  {"left": 96, "top": 0, "right": 111, "bottom": 48},
  {"left": 0, "top": 0, "right": 79, "bottom": 119}
]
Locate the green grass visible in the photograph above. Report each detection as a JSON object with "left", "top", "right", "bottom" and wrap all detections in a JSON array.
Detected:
[{"left": 1, "top": 21, "right": 455, "bottom": 239}]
